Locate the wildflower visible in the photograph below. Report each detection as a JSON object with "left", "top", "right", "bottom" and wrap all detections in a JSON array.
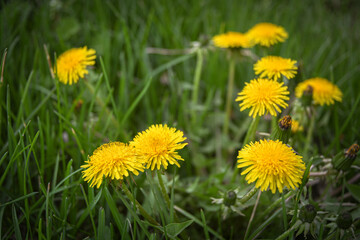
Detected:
[
  {"left": 212, "top": 32, "right": 254, "bottom": 49},
  {"left": 291, "top": 119, "right": 304, "bottom": 133},
  {"left": 295, "top": 78, "right": 342, "bottom": 106},
  {"left": 81, "top": 142, "right": 144, "bottom": 188},
  {"left": 254, "top": 56, "right": 297, "bottom": 81},
  {"left": 54, "top": 46, "right": 96, "bottom": 85},
  {"left": 236, "top": 78, "right": 289, "bottom": 118},
  {"left": 246, "top": 22, "right": 288, "bottom": 47},
  {"left": 130, "top": 124, "right": 187, "bottom": 170},
  {"left": 237, "top": 139, "right": 305, "bottom": 193}
]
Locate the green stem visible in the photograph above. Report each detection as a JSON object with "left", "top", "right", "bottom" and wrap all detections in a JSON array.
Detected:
[
  {"left": 281, "top": 193, "right": 288, "bottom": 231},
  {"left": 122, "top": 184, "right": 160, "bottom": 226},
  {"left": 271, "top": 116, "right": 278, "bottom": 136},
  {"left": 275, "top": 220, "right": 302, "bottom": 240},
  {"left": 243, "top": 116, "right": 260, "bottom": 146},
  {"left": 223, "top": 57, "right": 236, "bottom": 136},
  {"left": 231, "top": 116, "right": 260, "bottom": 183},
  {"left": 239, "top": 187, "right": 259, "bottom": 204},
  {"left": 157, "top": 170, "right": 171, "bottom": 208},
  {"left": 157, "top": 171, "right": 180, "bottom": 223},
  {"left": 84, "top": 80, "right": 119, "bottom": 129},
  {"left": 244, "top": 191, "right": 261, "bottom": 240},
  {"left": 256, "top": 191, "right": 294, "bottom": 224},
  {"left": 191, "top": 49, "right": 204, "bottom": 124},
  {"left": 303, "top": 107, "right": 316, "bottom": 160}
]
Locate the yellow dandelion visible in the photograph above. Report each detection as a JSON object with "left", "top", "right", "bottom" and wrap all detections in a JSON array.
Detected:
[
  {"left": 130, "top": 124, "right": 187, "bottom": 171},
  {"left": 237, "top": 140, "right": 305, "bottom": 194},
  {"left": 291, "top": 119, "right": 304, "bottom": 133},
  {"left": 295, "top": 78, "right": 343, "bottom": 106},
  {"left": 212, "top": 32, "right": 254, "bottom": 49},
  {"left": 246, "top": 22, "right": 288, "bottom": 47},
  {"left": 54, "top": 46, "right": 96, "bottom": 85},
  {"left": 254, "top": 56, "right": 297, "bottom": 81},
  {"left": 236, "top": 78, "right": 290, "bottom": 118},
  {"left": 81, "top": 142, "right": 144, "bottom": 188}
]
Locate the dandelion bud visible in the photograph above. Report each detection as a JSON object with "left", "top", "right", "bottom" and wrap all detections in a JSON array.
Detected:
[
  {"left": 299, "top": 204, "right": 317, "bottom": 223},
  {"left": 270, "top": 115, "right": 292, "bottom": 143},
  {"left": 345, "top": 143, "right": 359, "bottom": 160},
  {"left": 223, "top": 191, "right": 237, "bottom": 207},
  {"left": 301, "top": 85, "right": 313, "bottom": 106},
  {"left": 332, "top": 143, "right": 359, "bottom": 171},
  {"left": 336, "top": 212, "right": 352, "bottom": 229}
]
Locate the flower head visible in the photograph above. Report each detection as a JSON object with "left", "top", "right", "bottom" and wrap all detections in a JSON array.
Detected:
[
  {"left": 295, "top": 78, "right": 342, "bottom": 106},
  {"left": 237, "top": 140, "right": 305, "bottom": 193},
  {"left": 212, "top": 32, "right": 254, "bottom": 49},
  {"left": 236, "top": 78, "right": 289, "bottom": 118},
  {"left": 291, "top": 119, "right": 304, "bottom": 133},
  {"left": 246, "top": 23, "right": 288, "bottom": 47},
  {"left": 81, "top": 142, "right": 144, "bottom": 188},
  {"left": 130, "top": 124, "right": 187, "bottom": 170},
  {"left": 55, "top": 46, "right": 96, "bottom": 85},
  {"left": 254, "top": 56, "right": 297, "bottom": 81}
]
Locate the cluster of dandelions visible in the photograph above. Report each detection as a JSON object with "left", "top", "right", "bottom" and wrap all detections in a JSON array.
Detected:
[
  {"left": 55, "top": 22, "right": 343, "bottom": 197},
  {"left": 81, "top": 124, "right": 187, "bottom": 188},
  {"left": 212, "top": 22, "right": 343, "bottom": 195}
]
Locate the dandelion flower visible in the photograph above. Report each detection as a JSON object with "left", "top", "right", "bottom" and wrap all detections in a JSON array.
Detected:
[
  {"left": 237, "top": 140, "right": 305, "bottom": 193},
  {"left": 55, "top": 46, "right": 96, "bottom": 85},
  {"left": 295, "top": 78, "right": 342, "bottom": 106},
  {"left": 236, "top": 78, "right": 290, "bottom": 118},
  {"left": 246, "top": 23, "right": 288, "bottom": 47},
  {"left": 291, "top": 119, "right": 304, "bottom": 133},
  {"left": 254, "top": 56, "right": 297, "bottom": 81},
  {"left": 212, "top": 32, "right": 254, "bottom": 49},
  {"left": 130, "top": 124, "right": 188, "bottom": 170},
  {"left": 81, "top": 142, "right": 144, "bottom": 188}
]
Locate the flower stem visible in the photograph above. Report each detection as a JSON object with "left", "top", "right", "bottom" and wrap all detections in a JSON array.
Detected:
[
  {"left": 244, "top": 191, "right": 262, "bottom": 240},
  {"left": 223, "top": 57, "right": 236, "bottom": 136},
  {"left": 84, "top": 80, "right": 119, "bottom": 129},
  {"left": 239, "top": 187, "right": 259, "bottom": 204},
  {"left": 122, "top": 184, "right": 160, "bottom": 226},
  {"left": 303, "top": 107, "right": 316, "bottom": 160},
  {"left": 256, "top": 191, "right": 294, "bottom": 224},
  {"left": 157, "top": 170, "right": 171, "bottom": 208},
  {"left": 275, "top": 220, "right": 302, "bottom": 240},
  {"left": 191, "top": 49, "right": 204, "bottom": 124},
  {"left": 231, "top": 116, "right": 260, "bottom": 183},
  {"left": 281, "top": 192, "right": 288, "bottom": 231},
  {"left": 243, "top": 116, "right": 260, "bottom": 146},
  {"left": 157, "top": 170, "right": 180, "bottom": 222}
]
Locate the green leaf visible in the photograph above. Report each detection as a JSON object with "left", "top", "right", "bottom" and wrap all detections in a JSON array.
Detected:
[
  {"left": 346, "top": 184, "right": 360, "bottom": 202},
  {"left": 97, "top": 208, "right": 106, "bottom": 240},
  {"left": 12, "top": 205, "right": 22, "bottom": 240},
  {"left": 164, "top": 220, "right": 193, "bottom": 238}
]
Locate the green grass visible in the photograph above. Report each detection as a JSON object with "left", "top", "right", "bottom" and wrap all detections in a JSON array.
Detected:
[{"left": 1, "top": 0, "right": 360, "bottom": 239}]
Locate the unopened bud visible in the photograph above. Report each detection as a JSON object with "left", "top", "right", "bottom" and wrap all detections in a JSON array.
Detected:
[
  {"left": 299, "top": 204, "right": 317, "bottom": 223},
  {"left": 270, "top": 115, "right": 292, "bottom": 143},
  {"left": 332, "top": 143, "right": 359, "bottom": 171},
  {"left": 279, "top": 115, "right": 292, "bottom": 130},
  {"left": 224, "top": 191, "right": 237, "bottom": 207},
  {"left": 336, "top": 212, "right": 352, "bottom": 229},
  {"left": 345, "top": 143, "right": 359, "bottom": 161}
]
